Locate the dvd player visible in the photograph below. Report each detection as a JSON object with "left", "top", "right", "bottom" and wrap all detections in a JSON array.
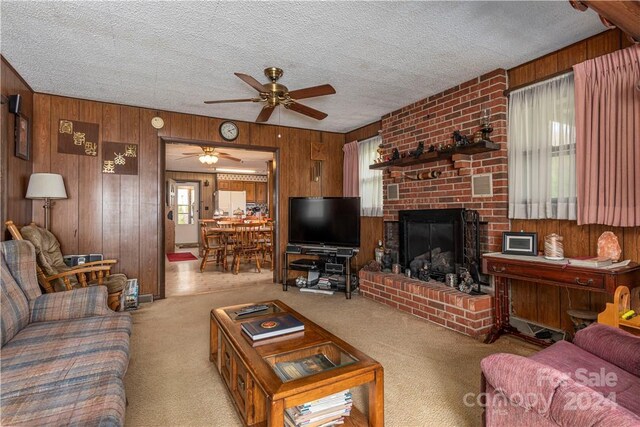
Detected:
[{"left": 289, "top": 258, "right": 326, "bottom": 271}]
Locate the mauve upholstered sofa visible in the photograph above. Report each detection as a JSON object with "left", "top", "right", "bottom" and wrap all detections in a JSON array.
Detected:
[
  {"left": 0, "top": 240, "right": 132, "bottom": 426},
  {"left": 481, "top": 323, "right": 640, "bottom": 426}
]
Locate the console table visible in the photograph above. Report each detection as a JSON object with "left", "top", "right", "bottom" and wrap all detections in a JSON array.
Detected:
[{"left": 482, "top": 253, "right": 640, "bottom": 345}]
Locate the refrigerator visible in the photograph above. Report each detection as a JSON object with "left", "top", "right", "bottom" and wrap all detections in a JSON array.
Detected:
[{"left": 215, "top": 190, "right": 246, "bottom": 216}]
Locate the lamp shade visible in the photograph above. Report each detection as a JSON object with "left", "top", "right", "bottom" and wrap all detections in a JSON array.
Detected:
[{"left": 26, "top": 173, "right": 68, "bottom": 199}]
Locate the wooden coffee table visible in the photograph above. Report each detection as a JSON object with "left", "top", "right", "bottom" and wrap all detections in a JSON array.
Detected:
[{"left": 210, "top": 300, "right": 384, "bottom": 427}]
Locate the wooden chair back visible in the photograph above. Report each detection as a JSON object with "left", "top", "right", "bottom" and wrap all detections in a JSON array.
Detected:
[
  {"left": 216, "top": 220, "right": 239, "bottom": 228},
  {"left": 233, "top": 223, "right": 262, "bottom": 252},
  {"left": 200, "top": 223, "right": 223, "bottom": 250}
]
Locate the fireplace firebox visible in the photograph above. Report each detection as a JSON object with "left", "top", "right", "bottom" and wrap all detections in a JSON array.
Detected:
[{"left": 399, "top": 208, "right": 480, "bottom": 279}]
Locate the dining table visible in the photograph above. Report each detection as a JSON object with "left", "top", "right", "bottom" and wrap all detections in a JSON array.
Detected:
[{"left": 199, "top": 221, "right": 273, "bottom": 272}]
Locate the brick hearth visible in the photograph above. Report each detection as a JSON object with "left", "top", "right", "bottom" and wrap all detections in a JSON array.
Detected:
[{"left": 359, "top": 271, "right": 494, "bottom": 339}]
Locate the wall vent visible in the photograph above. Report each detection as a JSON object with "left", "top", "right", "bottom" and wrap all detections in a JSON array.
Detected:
[
  {"left": 472, "top": 173, "right": 493, "bottom": 197},
  {"left": 388, "top": 183, "right": 400, "bottom": 201}
]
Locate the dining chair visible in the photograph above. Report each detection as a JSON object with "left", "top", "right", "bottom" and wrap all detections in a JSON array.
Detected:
[
  {"left": 231, "top": 223, "right": 263, "bottom": 274},
  {"left": 259, "top": 220, "right": 274, "bottom": 271},
  {"left": 200, "top": 223, "right": 225, "bottom": 272}
]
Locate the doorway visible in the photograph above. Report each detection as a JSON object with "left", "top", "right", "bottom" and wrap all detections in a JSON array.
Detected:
[
  {"left": 160, "top": 138, "right": 279, "bottom": 298},
  {"left": 174, "top": 181, "right": 199, "bottom": 246}
]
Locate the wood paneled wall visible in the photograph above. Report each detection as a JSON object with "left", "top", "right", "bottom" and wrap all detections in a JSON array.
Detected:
[
  {"left": 166, "top": 171, "right": 217, "bottom": 219},
  {"left": 508, "top": 29, "right": 633, "bottom": 89},
  {"left": 32, "top": 94, "right": 345, "bottom": 297},
  {"left": 1, "top": 57, "right": 34, "bottom": 239},
  {"left": 508, "top": 28, "right": 639, "bottom": 332},
  {"left": 344, "top": 121, "right": 385, "bottom": 266}
]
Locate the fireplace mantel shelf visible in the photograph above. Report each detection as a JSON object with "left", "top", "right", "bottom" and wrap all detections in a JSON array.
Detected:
[{"left": 369, "top": 140, "right": 500, "bottom": 170}]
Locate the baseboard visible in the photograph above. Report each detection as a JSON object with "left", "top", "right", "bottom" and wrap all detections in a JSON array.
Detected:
[{"left": 139, "top": 294, "right": 154, "bottom": 303}]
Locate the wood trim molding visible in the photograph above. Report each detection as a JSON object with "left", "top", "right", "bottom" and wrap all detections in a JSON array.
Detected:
[{"left": 570, "top": 0, "right": 640, "bottom": 43}]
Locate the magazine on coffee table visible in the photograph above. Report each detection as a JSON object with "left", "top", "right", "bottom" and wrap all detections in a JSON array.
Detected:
[{"left": 273, "top": 353, "right": 336, "bottom": 381}]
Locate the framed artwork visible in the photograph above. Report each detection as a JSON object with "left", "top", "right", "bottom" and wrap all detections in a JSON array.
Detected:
[
  {"left": 502, "top": 232, "right": 538, "bottom": 256},
  {"left": 15, "top": 115, "right": 30, "bottom": 160}
]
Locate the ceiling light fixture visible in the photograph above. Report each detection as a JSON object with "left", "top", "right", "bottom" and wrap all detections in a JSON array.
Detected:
[
  {"left": 199, "top": 154, "right": 219, "bottom": 164},
  {"left": 214, "top": 168, "right": 257, "bottom": 174}
]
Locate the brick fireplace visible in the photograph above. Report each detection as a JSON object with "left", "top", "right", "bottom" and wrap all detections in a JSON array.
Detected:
[
  {"left": 359, "top": 69, "right": 509, "bottom": 338},
  {"left": 380, "top": 68, "right": 509, "bottom": 254}
]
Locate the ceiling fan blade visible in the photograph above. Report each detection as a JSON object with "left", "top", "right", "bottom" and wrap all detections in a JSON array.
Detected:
[
  {"left": 204, "top": 98, "right": 258, "bottom": 104},
  {"left": 175, "top": 154, "right": 199, "bottom": 160},
  {"left": 285, "top": 102, "right": 328, "bottom": 120},
  {"left": 287, "top": 84, "right": 336, "bottom": 100},
  {"left": 217, "top": 154, "right": 242, "bottom": 162},
  {"left": 234, "top": 73, "right": 267, "bottom": 93},
  {"left": 256, "top": 105, "right": 276, "bottom": 123}
]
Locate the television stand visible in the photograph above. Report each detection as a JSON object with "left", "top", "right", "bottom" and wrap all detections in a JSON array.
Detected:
[{"left": 283, "top": 244, "right": 358, "bottom": 299}]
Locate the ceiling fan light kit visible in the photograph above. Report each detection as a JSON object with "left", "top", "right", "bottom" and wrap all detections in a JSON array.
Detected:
[
  {"left": 177, "top": 146, "right": 241, "bottom": 164},
  {"left": 204, "top": 67, "right": 336, "bottom": 123},
  {"left": 199, "top": 154, "right": 219, "bottom": 164}
]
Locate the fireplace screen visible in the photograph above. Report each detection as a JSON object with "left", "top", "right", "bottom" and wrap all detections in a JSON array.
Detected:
[{"left": 399, "top": 208, "right": 479, "bottom": 279}]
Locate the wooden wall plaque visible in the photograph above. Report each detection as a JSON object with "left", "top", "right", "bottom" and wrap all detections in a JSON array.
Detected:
[
  {"left": 58, "top": 119, "right": 99, "bottom": 156},
  {"left": 102, "top": 141, "right": 138, "bottom": 175}
]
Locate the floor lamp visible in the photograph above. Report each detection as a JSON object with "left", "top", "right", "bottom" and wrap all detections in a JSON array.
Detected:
[{"left": 26, "top": 173, "right": 67, "bottom": 230}]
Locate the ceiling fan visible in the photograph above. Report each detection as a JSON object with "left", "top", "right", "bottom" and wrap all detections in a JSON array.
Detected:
[
  {"left": 204, "top": 67, "right": 336, "bottom": 123},
  {"left": 176, "top": 146, "right": 241, "bottom": 165}
]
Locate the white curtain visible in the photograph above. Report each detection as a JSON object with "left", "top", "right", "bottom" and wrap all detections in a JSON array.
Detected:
[
  {"left": 358, "top": 135, "right": 383, "bottom": 217},
  {"left": 508, "top": 73, "right": 577, "bottom": 220}
]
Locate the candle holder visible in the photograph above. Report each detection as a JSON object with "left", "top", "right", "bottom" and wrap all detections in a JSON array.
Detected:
[{"left": 480, "top": 108, "right": 493, "bottom": 141}]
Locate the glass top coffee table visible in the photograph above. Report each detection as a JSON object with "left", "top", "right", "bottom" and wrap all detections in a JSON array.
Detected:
[{"left": 210, "top": 300, "right": 384, "bottom": 426}]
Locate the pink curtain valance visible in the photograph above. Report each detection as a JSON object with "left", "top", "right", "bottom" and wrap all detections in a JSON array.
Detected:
[{"left": 574, "top": 45, "right": 640, "bottom": 227}]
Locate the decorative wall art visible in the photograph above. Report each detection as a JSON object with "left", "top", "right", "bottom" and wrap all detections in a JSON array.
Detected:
[
  {"left": 57, "top": 119, "right": 99, "bottom": 156},
  {"left": 15, "top": 115, "right": 30, "bottom": 160},
  {"left": 102, "top": 141, "right": 138, "bottom": 175}
]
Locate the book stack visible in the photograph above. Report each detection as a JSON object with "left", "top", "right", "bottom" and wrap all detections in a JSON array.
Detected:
[
  {"left": 284, "top": 390, "right": 353, "bottom": 427},
  {"left": 568, "top": 257, "right": 613, "bottom": 268},
  {"left": 317, "top": 277, "right": 332, "bottom": 290}
]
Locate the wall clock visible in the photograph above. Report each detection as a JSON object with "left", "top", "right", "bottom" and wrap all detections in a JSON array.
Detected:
[
  {"left": 151, "top": 116, "right": 164, "bottom": 129},
  {"left": 219, "top": 121, "right": 239, "bottom": 141}
]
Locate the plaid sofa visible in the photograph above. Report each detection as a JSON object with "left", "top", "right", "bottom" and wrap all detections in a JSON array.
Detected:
[{"left": 1, "top": 240, "right": 132, "bottom": 426}]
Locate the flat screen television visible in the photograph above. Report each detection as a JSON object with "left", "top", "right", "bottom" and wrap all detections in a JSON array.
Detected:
[{"left": 289, "top": 197, "right": 360, "bottom": 248}]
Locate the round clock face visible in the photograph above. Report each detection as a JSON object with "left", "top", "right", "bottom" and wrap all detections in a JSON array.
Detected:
[
  {"left": 220, "top": 121, "right": 239, "bottom": 141},
  {"left": 151, "top": 116, "right": 164, "bottom": 129}
]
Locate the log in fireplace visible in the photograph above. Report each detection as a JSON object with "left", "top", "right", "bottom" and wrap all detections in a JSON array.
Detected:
[{"left": 398, "top": 208, "right": 480, "bottom": 280}]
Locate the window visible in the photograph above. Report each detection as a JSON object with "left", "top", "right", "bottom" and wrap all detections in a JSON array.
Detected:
[
  {"left": 508, "top": 73, "right": 576, "bottom": 220},
  {"left": 358, "top": 135, "right": 383, "bottom": 217},
  {"left": 176, "top": 185, "right": 195, "bottom": 225}
]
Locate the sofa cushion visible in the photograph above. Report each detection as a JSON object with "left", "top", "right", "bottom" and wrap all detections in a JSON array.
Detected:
[
  {"left": 20, "top": 224, "right": 69, "bottom": 278},
  {"left": 1, "top": 375, "right": 126, "bottom": 427},
  {"left": 0, "top": 313, "right": 132, "bottom": 399},
  {"left": 89, "top": 273, "right": 127, "bottom": 294},
  {"left": 0, "top": 240, "right": 42, "bottom": 301},
  {"left": 548, "top": 380, "right": 640, "bottom": 427},
  {"left": 531, "top": 340, "right": 640, "bottom": 416},
  {"left": 573, "top": 323, "right": 640, "bottom": 377},
  {"left": 0, "top": 263, "right": 30, "bottom": 346}
]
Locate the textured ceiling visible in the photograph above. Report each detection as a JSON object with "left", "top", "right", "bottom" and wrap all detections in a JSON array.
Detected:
[
  {"left": 1, "top": 1, "right": 603, "bottom": 133},
  {"left": 166, "top": 143, "right": 272, "bottom": 174}
]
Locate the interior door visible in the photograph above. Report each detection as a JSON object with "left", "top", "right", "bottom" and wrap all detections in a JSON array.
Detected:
[
  {"left": 175, "top": 182, "right": 199, "bottom": 244},
  {"left": 165, "top": 178, "right": 177, "bottom": 253}
]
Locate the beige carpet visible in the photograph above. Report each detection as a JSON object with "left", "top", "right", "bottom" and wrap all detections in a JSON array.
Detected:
[{"left": 124, "top": 283, "right": 538, "bottom": 426}]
